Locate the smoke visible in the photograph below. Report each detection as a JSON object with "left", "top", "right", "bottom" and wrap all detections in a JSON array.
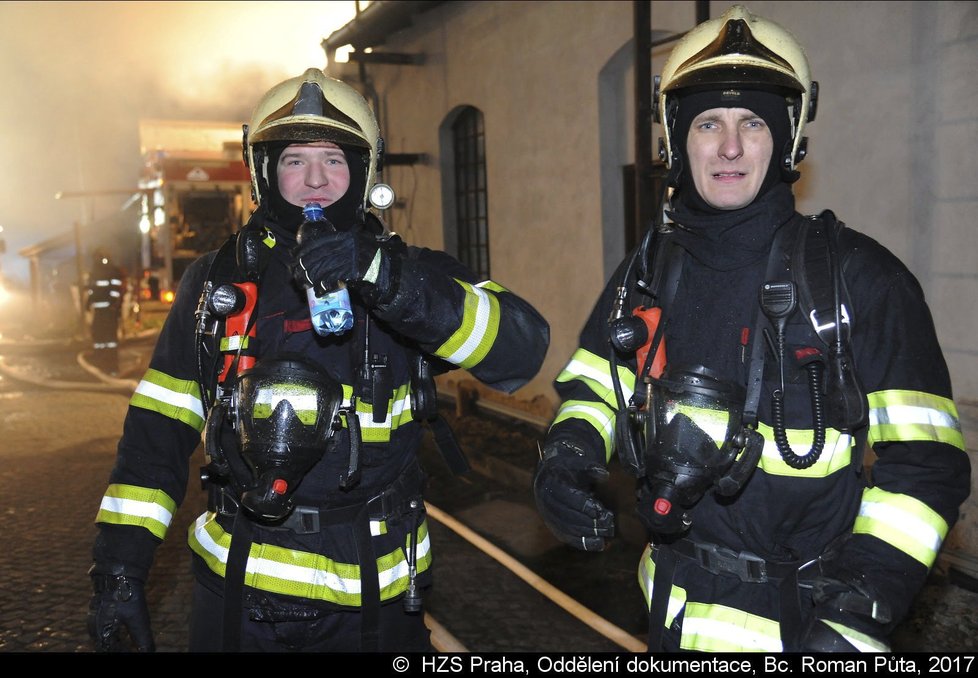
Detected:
[{"left": 0, "top": 1, "right": 356, "bottom": 284}]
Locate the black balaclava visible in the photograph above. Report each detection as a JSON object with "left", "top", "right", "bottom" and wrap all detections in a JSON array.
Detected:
[
  {"left": 672, "top": 88, "right": 796, "bottom": 216},
  {"left": 665, "top": 88, "right": 799, "bottom": 271},
  {"left": 263, "top": 142, "right": 368, "bottom": 234}
]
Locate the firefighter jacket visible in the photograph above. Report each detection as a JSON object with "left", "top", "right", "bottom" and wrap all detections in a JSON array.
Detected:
[
  {"left": 545, "top": 184, "right": 969, "bottom": 651},
  {"left": 92, "top": 208, "right": 549, "bottom": 613},
  {"left": 85, "top": 262, "right": 125, "bottom": 314}
]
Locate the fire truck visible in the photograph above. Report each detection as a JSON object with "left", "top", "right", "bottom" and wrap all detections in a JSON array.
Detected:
[{"left": 137, "top": 119, "right": 255, "bottom": 302}]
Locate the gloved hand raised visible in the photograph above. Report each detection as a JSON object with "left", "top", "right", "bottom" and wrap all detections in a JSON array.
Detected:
[
  {"left": 533, "top": 439, "right": 615, "bottom": 552},
  {"left": 88, "top": 565, "right": 155, "bottom": 652},
  {"left": 293, "top": 222, "right": 398, "bottom": 307}
]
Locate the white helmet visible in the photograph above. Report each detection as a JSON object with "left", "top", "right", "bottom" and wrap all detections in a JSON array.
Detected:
[
  {"left": 655, "top": 5, "right": 818, "bottom": 172},
  {"left": 243, "top": 68, "right": 382, "bottom": 209}
]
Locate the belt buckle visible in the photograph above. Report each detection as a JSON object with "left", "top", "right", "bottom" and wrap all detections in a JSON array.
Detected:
[
  {"left": 285, "top": 505, "right": 321, "bottom": 534},
  {"left": 696, "top": 543, "right": 768, "bottom": 583}
]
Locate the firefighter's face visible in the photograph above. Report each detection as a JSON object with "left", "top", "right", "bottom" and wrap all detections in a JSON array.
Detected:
[
  {"left": 686, "top": 107, "right": 774, "bottom": 211},
  {"left": 276, "top": 141, "right": 351, "bottom": 208}
]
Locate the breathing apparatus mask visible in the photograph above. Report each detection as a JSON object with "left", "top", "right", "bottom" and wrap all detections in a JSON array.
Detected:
[
  {"left": 202, "top": 354, "right": 355, "bottom": 524},
  {"left": 631, "top": 365, "right": 763, "bottom": 535}
]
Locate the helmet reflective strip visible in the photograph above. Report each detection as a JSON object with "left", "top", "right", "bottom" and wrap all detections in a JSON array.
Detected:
[
  {"left": 95, "top": 483, "right": 177, "bottom": 540},
  {"left": 189, "top": 512, "right": 431, "bottom": 606},
  {"left": 130, "top": 369, "right": 206, "bottom": 432},
  {"left": 434, "top": 280, "right": 499, "bottom": 369},
  {"left": 552, "top": 399, "right": 616, "bottom": 461},
  {"left": 867, "top": 389, "right": 964, "bottom": 450},
  {"left": 555, "top": 348, "right": 636, "bottom": 408},
  {"left": 854, "top": 486, "right": 948, "bottom": 567}
]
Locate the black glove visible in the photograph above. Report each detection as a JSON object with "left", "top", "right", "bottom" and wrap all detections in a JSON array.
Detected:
[
  {"left": 799, "top": 566, "right": 892, "bottom": 652},
  {"left": 88, "top": 565, "right": 155, "bottom": 652},
  {"left": 293, "top": 224, "right": 398, "bottom": 307},
  {"left": 533, "top": 439, "right": 614, "bottom": 552}
]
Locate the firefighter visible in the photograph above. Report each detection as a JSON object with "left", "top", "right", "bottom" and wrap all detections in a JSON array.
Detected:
[
  {"left": 87, "top": 68, "right": 549, "bottom": 652},
  {"left": 533, "top": 5, "right": 969, "bottom": 652},
  {"left": 85, "top": 250, "right": 126, "bottom": 375}
]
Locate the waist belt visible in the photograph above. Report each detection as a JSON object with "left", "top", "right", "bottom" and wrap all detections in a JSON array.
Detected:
[
  {"left": 647, "top": 536, "right": 845, "bottom": 652},
  {"left": 668, "top": 538, "right": 810, "bottom": 584},
  {"left": 212, "top": 460, "right": 426, "bottom": 535}
]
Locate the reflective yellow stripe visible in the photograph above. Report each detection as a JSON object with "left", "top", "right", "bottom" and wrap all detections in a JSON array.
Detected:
[
  {"left": 754, "top": 424, "right": 853, "bottom": 478},
  {"left": 220, "top": 334, "right": 250, "bottom": 352},
  {"left": 555, "top": 348, "right": 636, "bottom": 409},
  {"left": 188, "top": 512, "right": 432, "bottom": 607},
  {"left": 551, "top": 399, "right": 617, "bottom": 461},
  {"left": 637, "top": 545, "right": 781, "bottom": 652},
  {"left": 679, "top": 602, "right": 782, "bottom": 652},
  {"left": 435, "top": 280, "right": 500, "bottom": 369},
  {"left": 821, "top": 620, "right": 890, "bottom": 652},
  {"left": 867, "top": 389, "right": 964, "bottom": 450},
  {"left": 94, "top": 483, "right": 177, "bottom": 540},
  {"left": 130, "top": 368, "right": 206, "bottom": 432},
  {"left": 672, "top": 404, "right": 734, "bottom": 447},
  {"left": 252, "top": 384, "right": 319, "bottom": 424},
  {"left": 637, "top": 545, "right": 687, "bottom": 627},
  {"left": 854, "top": 486, "right": 948, "bottom": 566},
  {"left": 337, "top": 382, "right": 415, "bottom": 443}
]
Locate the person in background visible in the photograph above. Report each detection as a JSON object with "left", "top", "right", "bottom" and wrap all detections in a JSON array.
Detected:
[{"left": 85, "top": 249, "right": 126, "bottom": 375}]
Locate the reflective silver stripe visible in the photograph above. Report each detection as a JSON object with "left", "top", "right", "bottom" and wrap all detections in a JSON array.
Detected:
[
  {"left": 99, "top": 494, "right": 174, "bottom": 529},
  {"left": 556, "top": 349, "right": 635, "bottom": 407},
  {"left": 855, "top": 486, "right": 947, "bottom": 566}
]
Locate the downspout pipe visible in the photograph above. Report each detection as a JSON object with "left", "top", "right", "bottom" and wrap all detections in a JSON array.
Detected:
[{"left": 321, "top": 1, "right": 445, "bottom": 63}]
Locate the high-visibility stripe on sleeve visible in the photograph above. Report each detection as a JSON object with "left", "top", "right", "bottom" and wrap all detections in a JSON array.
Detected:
[
  {"left": 95, "top": 483, "right": 176, "bottom": 540},
  {"left": 129, "top": 368, "right": 206, "bottom": 432},
  {"left": 555, "top": 348, "right": 636, "bottom": 409},
  {"left": 853, "top": 486, "right": 948, "bottom": 567},
  {"left": 434, "top": 280, "right": 500, "bottom": 369},
  {"left": 551, "top": 399, "right": 616, "bottom": 461},
  {"left": 867, "top": 389, "right": 964, "bottom": 450}
]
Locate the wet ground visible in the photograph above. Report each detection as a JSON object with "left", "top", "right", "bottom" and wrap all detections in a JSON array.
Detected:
[{"left": 2, "top": 301, "right": 977, "bottom": 653}]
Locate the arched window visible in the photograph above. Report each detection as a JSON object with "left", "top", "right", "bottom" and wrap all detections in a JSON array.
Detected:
[{"left": 451, "top": 107, "right": 490, "bottom": 279}]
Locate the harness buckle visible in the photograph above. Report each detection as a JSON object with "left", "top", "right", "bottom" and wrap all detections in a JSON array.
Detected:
[
  {"left": 694, "top": 542, "right": 769, "bottom": 583},
  {"left": 278, "top": 505, "right": 321, "bottom": 534}
]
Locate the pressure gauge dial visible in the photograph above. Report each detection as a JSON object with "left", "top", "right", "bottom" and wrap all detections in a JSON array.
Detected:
[{"left": 369, "top": 183, "right": 396, "bottom": 210}]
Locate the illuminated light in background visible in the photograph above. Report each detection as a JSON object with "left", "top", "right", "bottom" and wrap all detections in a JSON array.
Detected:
[{"left": 0, "top": 1, "right": 361, "bottom": 285}]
